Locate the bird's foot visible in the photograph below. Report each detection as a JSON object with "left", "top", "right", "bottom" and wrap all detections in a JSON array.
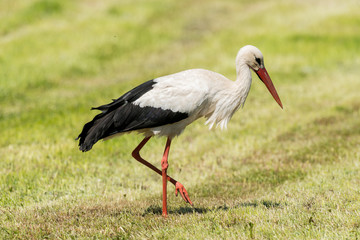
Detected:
[{"left": 175, "top": 182, "right": 193, "bottom": 206}]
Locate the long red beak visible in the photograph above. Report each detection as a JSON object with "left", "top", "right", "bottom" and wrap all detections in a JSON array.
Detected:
[{"left": 255, "top": 67, "right": 283, "bottom": 109}]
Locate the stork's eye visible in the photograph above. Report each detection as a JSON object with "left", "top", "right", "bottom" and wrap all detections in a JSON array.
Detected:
[{"left": 255, "top": 57, "right": 261, "bottom": 65}]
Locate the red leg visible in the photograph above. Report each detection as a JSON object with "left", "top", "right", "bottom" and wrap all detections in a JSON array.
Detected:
[
  {"left": 161, "top": 138, "right": 171, "bottom": 216},
  {"left": 131, "top": 137, "right": 193, "bottom": 211}
]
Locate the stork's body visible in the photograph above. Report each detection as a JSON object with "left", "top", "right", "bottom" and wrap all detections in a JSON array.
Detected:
[{"left": 77, "top": 45, "right": 283, "bottom": 217}]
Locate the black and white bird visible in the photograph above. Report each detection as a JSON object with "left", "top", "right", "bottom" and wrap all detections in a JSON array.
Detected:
[{"left": 77, "top": 45, "right": 283, "bottom": 217}]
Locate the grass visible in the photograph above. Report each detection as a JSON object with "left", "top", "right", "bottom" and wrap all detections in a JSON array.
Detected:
[{"left": 1, "top": 0, "right": 360, "bottom": 238}]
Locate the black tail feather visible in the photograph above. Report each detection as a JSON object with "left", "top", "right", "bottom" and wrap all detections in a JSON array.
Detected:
[
  {"left": 77, "top": 102, "right": 189, "bottom": 152},
  {"left": 77, "top": 80, "right": 156, "bottom": 152},
  {"left": 77, "top": 111, "right": 108, "bottom": 152},
  {"left": 78, "top": 111, "right": 116, "bottom": 152}
]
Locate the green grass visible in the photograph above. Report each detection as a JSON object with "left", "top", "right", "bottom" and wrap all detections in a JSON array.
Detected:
[{"left": 1, "top": 0, "right": 360, "bottom": 239}]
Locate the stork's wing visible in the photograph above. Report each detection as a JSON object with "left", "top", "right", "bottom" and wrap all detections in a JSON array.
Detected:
[
  {"left": 133, "top": 70, "right": 211, "bottom": 115},
  {"left": 77, "top": 79, "right": 189, "bottom": 151}
]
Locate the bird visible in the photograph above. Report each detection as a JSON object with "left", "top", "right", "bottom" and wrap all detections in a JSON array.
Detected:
[{"left": 77, "top": 45, "right": 283, "bottom": 217}]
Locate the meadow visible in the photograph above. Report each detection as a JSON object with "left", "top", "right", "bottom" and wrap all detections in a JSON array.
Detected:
[{"left": 1, "top": 0, "right": 360, "bottom": 239}]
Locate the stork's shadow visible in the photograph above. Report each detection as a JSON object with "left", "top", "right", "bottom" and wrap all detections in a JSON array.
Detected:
[
  {"left": 142, "top": 200, "right": 282, "bottom": 216},
  {"left": 143, "top": 205, "right": 208, "bottom": 216}
]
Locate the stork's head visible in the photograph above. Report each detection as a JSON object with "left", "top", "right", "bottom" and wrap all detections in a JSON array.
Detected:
[{"left": 237, "top": 45, "right": 283, "bottom": 109}]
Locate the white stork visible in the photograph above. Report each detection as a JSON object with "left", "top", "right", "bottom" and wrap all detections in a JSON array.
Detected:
[{"left": 77, "top": 45, "right": 283, "bottom": 217}]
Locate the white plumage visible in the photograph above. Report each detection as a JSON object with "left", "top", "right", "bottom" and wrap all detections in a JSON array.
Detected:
[
  {"left": 77, "top": 45, "right": 283, "bottom": 217},
  {"left": 134, "top": 68, "right": 248, "bottom": 136}
]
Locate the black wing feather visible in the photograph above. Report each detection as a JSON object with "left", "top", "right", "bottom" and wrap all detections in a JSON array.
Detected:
[
  {"left": 77, "top": 80, "right": 188, "bottom": 152},
  {"left": 91, "top": 79, "right": 155, "bottom": 112}
]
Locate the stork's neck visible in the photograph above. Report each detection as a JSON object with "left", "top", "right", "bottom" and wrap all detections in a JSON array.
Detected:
[{"left": 235, "top": 61, "right": 252, "bottom": 101}]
